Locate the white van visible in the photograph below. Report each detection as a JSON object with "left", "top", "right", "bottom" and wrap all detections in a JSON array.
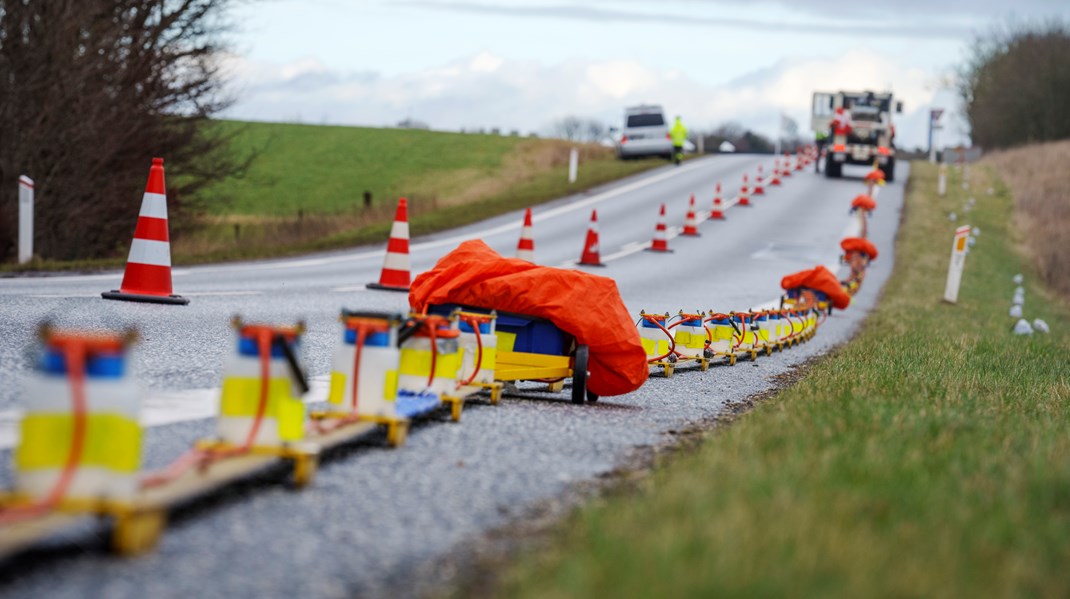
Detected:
[{"left": 617, "top": 105, "right": 673, "bottom": 159}]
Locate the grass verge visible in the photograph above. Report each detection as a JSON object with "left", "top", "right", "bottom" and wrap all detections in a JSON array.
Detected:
[
  {"left": 2, "top": 121, "right": 668, "bottom": 272},
  {"left": 491, "top": 161, "right": 1070, "bottom": 597}
]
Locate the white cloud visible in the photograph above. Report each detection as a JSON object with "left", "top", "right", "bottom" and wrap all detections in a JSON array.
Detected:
[{"left": 220, "top": 50, "right": 965, "bottom": 148}]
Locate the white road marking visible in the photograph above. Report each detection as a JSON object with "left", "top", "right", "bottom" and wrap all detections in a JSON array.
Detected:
[{"left": 1, "top": 160, "right": 719, "bottom": 288}]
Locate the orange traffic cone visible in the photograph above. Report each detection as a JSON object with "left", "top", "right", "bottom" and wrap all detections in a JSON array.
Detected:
[
  {"left": 770, "top": 161, "right": 782, "bottom": 186},
  {"left": 753, "top": 165, "right": 766, "bottom": 195},
  {"left": 578, "top": 209, "right": 604, "bottom": 266},
  {"left": 711, "top": 184, "right": 726, "bottom": 220},
  {"left": 367, "top": 197, "right": 412, "bottom": 291},
  {"left": 647, "top": 203, "right": 673, "bottom": 252},
  {"left": 102, "top": 158, "right": 188, "bottom": 305},
  {"left": 738, "top": 173, "right": 751, "bottom": 206},
  {"left": 516, "top": 208, "right": 535, "bottom": 262},
  {"left": 682, "top": 194, "right": 700, "bottom": 236}
]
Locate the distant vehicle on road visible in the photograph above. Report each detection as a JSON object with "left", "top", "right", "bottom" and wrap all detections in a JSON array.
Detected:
[
  {"left": 616, "top": 105, "right": 673, "bottom": 160},
  {"left": 812, "top": 90, "right": 902, "bottom": 181}
]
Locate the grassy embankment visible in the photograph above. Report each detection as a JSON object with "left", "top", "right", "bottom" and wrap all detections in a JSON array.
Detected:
[
  {"left": 169, "top": 121, "right": 664, "bottom": 263},
  {"left": 492, "top": 159, "right": 1070, "bottom": 597},
  {"left": 3, "top": 121, "right": 666, "bottom": 271}
]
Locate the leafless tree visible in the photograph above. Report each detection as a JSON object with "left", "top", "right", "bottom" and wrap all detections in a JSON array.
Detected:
[
  {"left": 550, "top": 116, "right": 585, "bottom": 142},
  {"left": 959, "top": 20, "right": 1070, "bottom": 149},
  {"left": 0, "top": 0, "right": 250, "bottom": 261}
]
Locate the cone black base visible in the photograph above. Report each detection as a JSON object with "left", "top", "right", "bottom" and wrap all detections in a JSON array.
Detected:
[
  {"left": 366, "top": 283, "right": 410, "bottom": 292},
  {"left": 576, "top": 262, "right": 606, "bottom": 267},
  {"left": 102, "top": 290, "right": 190, "bottom": 305}
]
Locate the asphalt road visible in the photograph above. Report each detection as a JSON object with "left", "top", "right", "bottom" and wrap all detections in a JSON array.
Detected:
[{"left": 0, "top": 155, "right": 907, "bottom": 598}]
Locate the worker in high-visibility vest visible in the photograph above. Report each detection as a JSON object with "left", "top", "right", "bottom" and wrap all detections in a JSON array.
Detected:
[
  {"left": 670, "top": 116, "right": 687, "bottom": 166},
  {"left": 814, "top": 130, "right": 829, "bottom": 173}
]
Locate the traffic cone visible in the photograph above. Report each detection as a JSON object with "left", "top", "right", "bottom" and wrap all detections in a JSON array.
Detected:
[
  {"left": 770, "top": 161, "right": 782, "bottom": 186},
  {"left": 516, "top": 208, "right": 535, "bottom": 262},
  {"left": 367, "top": 197, "right": 412, "bottom": 291},
  {"left": 684, "top": 194, "right": 701, "bottom": 236},
  {"left": 711, "top": 184, "right": 726, "bottom": 220},
  {"left": 738, "top": 174, "right": 751, "bottom": 206},
  {"left": 102, "top": 158, "right": 188, "bottom": 305},
  {"left": 781, "top": 153, "right": 793, "bottom": 177},
  {"left": 647, "top": 203, "right": 673, "bottom": 252},
  {"left": 795, "top": 151, "right": 804, "bottom": 171},
  {"left": 578, "top": 209, "right": 604, "bottom": 266},
  {"left": 753, "top": 165, "right": 766, "bottom": 195}
]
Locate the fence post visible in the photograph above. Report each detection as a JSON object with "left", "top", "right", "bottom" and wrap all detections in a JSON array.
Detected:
[{"left": 18, "top": 176, "right": 34, "bottom": 264}]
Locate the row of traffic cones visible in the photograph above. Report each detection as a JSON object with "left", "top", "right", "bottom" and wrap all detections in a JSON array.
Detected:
[{"left": 101, "top": 152, "right": 816, "bottom": 303}]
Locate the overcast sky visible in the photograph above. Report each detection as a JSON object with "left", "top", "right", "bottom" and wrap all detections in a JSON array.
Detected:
[{"left": 221, "top": 0, "right": 1069, "bottom": 148}]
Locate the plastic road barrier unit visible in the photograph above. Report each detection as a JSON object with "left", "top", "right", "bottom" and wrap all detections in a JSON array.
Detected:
[
  {"left": 313, "top": 310, "right": 410, "bottom": 447},
  {"left": 14, "top": 327, "right": 142, "bottom": 503},
  {"left": 397, "top": 313, "right": 467, "bottom": 421}
]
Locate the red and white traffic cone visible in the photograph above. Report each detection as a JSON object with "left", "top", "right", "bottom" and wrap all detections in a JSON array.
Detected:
[
  {"left": 647, "top": 203, "right": 673, "bottom": 252},
  {"left": 753, "top": 166, "right": 766, "bottom": 195},
  {"left": 367, "top": 197, "right": 412, "bottom": 291},
  {"left": 795, "top": 151, "right": 804, "bottom": 171},
  {"left": 782, "top": 153, "right": 793, "bottom": 177},
  {"left": 738, "top": 173, "right": 751, "bottom": 206},
  {"left": 711, "top": 184, "right": 726, "bottom": 220},
  {"left": 770, "top": 161, "right": 782, "bottom": 186},
  {"left": 578, "top": 209, "right": 605, "bottom": 266},
  {"left": 516, "top": 208, "right": 535, "bottom": 262},
  {"left": 682, "top": 194, "right": 700, "bottom": 236},
  {"left": 102, "top": 158, "right": 188, "bottom": 305}
]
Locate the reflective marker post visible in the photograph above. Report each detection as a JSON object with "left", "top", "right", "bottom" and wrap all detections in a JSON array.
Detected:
[
  {"left": 568, "top": 148, "right": 578, "bottom": 184},
  {"left": 943, "top": 225, "right": 971, "bottom": 304},
  {"left": 18, "top": 175, "right": 33, "bottom": 264},
  {"left": 938, "top": 164, "right": 947, "bottom": 197}
]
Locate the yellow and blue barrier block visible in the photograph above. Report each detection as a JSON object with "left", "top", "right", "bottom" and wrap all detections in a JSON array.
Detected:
[
  {"left": 327, "top": 311, "right": 401, "bottom": 420},
  {"left": 638, "top": 311, "right": 677, "bottom": 377},
  {"left": 455, "top": 310, "right": 503, "bottom": 404},
  {"left": 217, "top": 320, "right": 309, "bottom": 448},
  {"left": 397, "top": 314, "right": 465, "bottom": 421},
  {"left": 15, "top": 327, "right": 142, "bottom": 502}
]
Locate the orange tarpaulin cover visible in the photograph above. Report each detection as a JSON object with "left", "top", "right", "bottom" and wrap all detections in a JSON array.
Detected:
[
  {"left": 841, "top": 237, "right": 879, "bottom": 260},
  {"left": 864, "top": 168, "right": 886, "bottom": 182},
  {"left": 409, "top": 240, "right": 648, "bottom": 397},
  {"left": 780, "top": 265, "right": 852, "bottom": 310},
  {"left": 851, "top": 194, "right": 877, "bottom": 211}
]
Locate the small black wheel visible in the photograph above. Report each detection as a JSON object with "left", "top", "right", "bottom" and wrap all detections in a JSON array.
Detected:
[
  {"left": 571, "top": 344, "right": 589, "bottom": 405},
  {"left": 587, "top": 391, "right": 599, "bottom": 403}
]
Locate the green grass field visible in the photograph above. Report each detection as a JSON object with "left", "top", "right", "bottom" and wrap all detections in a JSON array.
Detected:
[
  {"left": 493, "top": 162, "right": 1070, "bottom": 597},
  {"left": 201, "top": 121, "right": 525, "bottom": 216},
  {"left": 166, "top": 121, "right": 664, "bottom": 262}
]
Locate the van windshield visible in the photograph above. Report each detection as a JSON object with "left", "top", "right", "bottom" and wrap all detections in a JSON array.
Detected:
[{"left": 626, "top": 113, "right": 665, "bottom": 128}]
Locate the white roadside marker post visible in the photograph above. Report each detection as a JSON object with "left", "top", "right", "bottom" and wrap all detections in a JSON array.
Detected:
[
  {"left": 18, "top": 175, "right": 34, "bottom": 264},
  {"left": 568, "top": 148, "right": 579, "bottom": 184},
  {"left": 943, "top": 225, "right": 971, "bottom": 304},
  {"left": 938, "top": 164, "right": 947, "bottom": 197}
]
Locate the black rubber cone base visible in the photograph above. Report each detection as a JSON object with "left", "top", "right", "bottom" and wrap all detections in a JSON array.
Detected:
[
  {"left": 576, "top": 261, "right": 606, "bottom": 267},
  {"left": 102, "top": 290, "right": 190, "bottom": 305},
  {"left": 366, "top": 283, "right": 410, "bottom": 292}
]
